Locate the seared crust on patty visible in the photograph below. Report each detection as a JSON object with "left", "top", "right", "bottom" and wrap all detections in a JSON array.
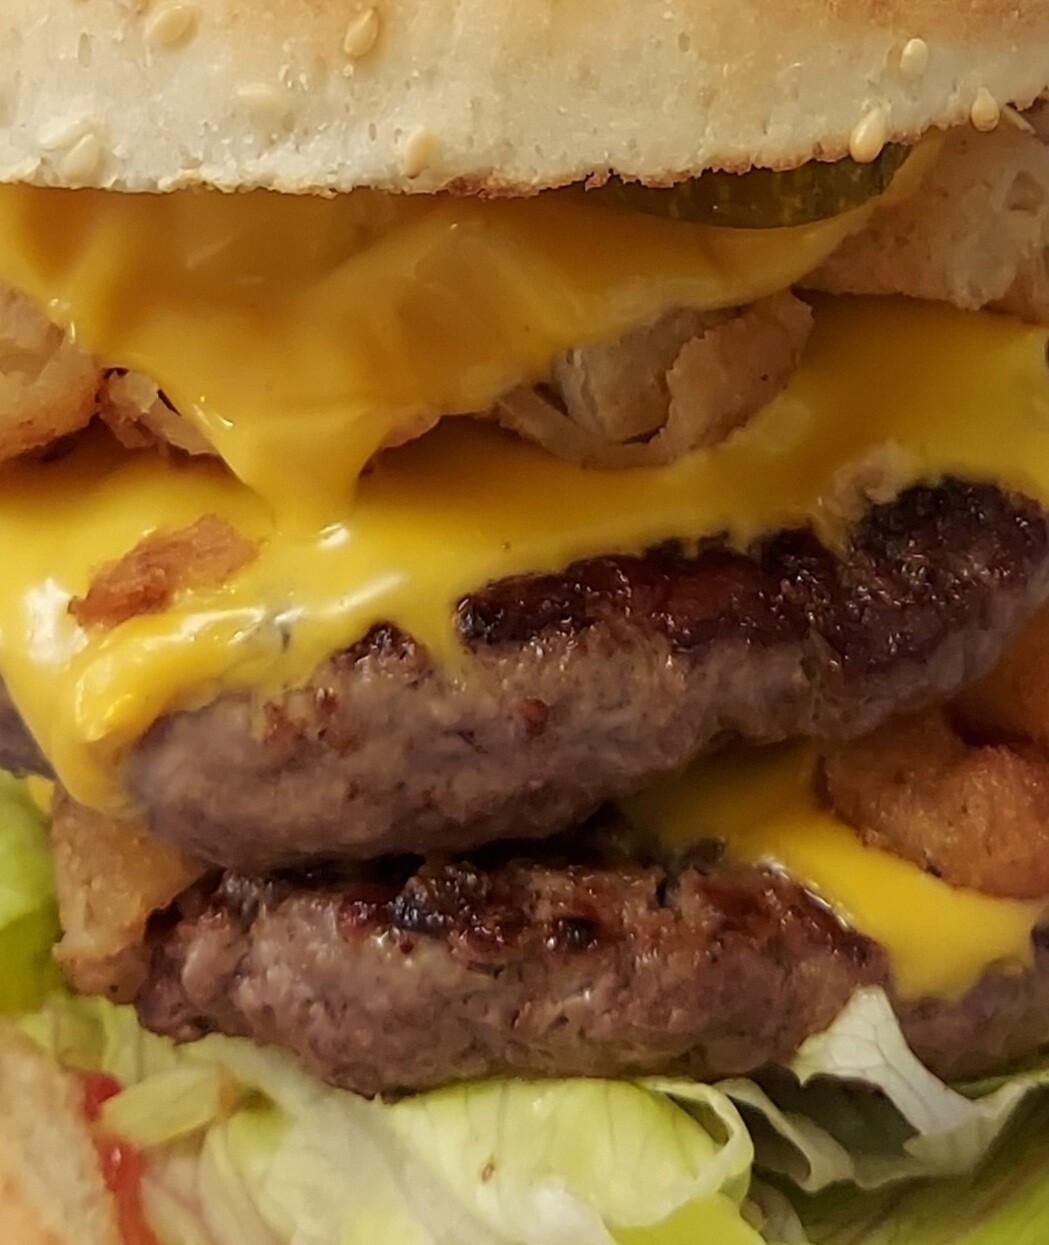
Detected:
[
  {"left": 137, "top": 861, "right": 886, "bottom": 1097},
  {"left": 134, "top": 857, "right": 1049, "bottom": 1097},
  {"left": 118, "top": 481, "right": 1049, "bottom": 871},
  {"left": 2, "top": 480, "right": 1047, "bottom": 869}
]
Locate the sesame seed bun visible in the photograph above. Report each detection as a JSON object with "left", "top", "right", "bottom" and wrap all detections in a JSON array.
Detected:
[
  {"left": 0, "top": 0, "right": 1047, "bottom": 194},
  {"left": 0, "top": 1027, "right": 121, "bottom": 1245}
]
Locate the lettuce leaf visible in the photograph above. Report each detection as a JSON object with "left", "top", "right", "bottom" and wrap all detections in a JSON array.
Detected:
[
  {"left": 0, "top": 771, "right": 59, "bottom": 1011},
  {"left": 796, "top": 1096, "right": 1049, "bottom": 1244},
  {"left": 721, "top": 988, "right": 1049, "bottom": 1192},
  {"left": 22, "top": 987, "right": 1049, "bottom": 1245},
  {"left": 5, "top": 764, "right": 1049, "bottom": 1245},
  {"left": 21, "top": 995, "right": 768, "bottom": 1245},
  {"left": 19, "top": 989, "right": 186, "bottom": 1082}
]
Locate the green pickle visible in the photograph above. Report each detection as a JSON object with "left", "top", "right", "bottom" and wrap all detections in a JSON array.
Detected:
[{"left": 599, "top": 145, "right": 909, "bottom": 228}]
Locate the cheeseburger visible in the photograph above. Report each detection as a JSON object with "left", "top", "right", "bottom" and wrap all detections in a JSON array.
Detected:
[{"left": 3, "top": 0, "right": 1049, "bottom": 1241}]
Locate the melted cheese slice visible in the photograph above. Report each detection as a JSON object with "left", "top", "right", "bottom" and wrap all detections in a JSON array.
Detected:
[
  {"left": 0, "top": 183, "right": 1044, "bottom": 1002},
  {"left": 0, "top": 183, "right": 862, "bottom": 517},
  {"left": 2, "top": 296, "right": 1049, "bottom": 820},
  {"left": 622, "top": 743, "right": 1045, "bottom": 999}
]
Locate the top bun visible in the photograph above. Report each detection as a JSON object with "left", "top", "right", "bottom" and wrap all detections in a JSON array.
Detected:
[{"left": 2, "top": 0, "right": 1049, "bottom": 194}]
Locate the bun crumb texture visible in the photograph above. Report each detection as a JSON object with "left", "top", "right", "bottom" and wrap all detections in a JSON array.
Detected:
[{"left": 0, "top": 0, "right": 1047, "bottom": 194}]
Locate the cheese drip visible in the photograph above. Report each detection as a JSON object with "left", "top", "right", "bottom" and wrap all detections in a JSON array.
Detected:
[
  {"left": 622, "top": 742, "right": 1045, "bottom": 999},
  {"left": 0, "top": 183, "right": 861, "bottom": 517},
  {"left": 2, "top": 297, "right": 1049, "bottom": 817}
]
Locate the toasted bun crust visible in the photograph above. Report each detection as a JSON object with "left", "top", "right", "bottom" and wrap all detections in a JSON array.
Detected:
[
  {"left": 0, "top": 0, "right": 1048, "bottom": 194},
  {"left": 0, "top": 1029, "right": 121, "bottom": 1245}
]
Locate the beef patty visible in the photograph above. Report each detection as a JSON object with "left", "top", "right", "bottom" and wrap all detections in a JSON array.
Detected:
[
  {"left": 136, "top": 854, "right": 1049, "bottom": 1097},
  {"left": 0, "top": 681, "right": 46, "bottom": 776},
  {"left": 3, "top": 479, "right": 1049, "bottom": 871}
]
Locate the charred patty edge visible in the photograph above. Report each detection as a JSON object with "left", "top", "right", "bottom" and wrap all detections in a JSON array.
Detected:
[
  {"left": 3, "top": 478, "right": 1049, "bottom": 871},
  {"left": 134, "top": 854, "right": 1049, "bottom": 1097}
]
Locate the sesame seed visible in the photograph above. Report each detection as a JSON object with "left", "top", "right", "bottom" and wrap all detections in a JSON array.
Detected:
[
  {"left": 970, "top": 87, "right": 1001, "bottom": 133},
  {"left": 343, "top": 8, "right": 380, "bottom": 59},
  {"left": 235, "top": 82, "right": 290, "bottom": 121},
  {"left": 898, "top": 37, "right": 929, "bottom": 81},
  {"left": 402, "top": 128, "right": 438, "bottom": 179},
  {"left": 849, "top": 108, "right": 888, "bottom": 164},
  {"left": 57, "top": 132, "right": 104, "bottom": 183},
  {"left": 144, "top": 3, "right": 200, "bottom": 48},
  {"left": 1002, "top": 105, "right": 1035, "bottom": 134},
  {"left": 38, "top": 117, "right": 92, "bottom": 151}
]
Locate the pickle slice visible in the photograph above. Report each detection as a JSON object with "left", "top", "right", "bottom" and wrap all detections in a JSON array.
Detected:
[{"left": 598, "top": 146, "right": 910, "bottom": 228}]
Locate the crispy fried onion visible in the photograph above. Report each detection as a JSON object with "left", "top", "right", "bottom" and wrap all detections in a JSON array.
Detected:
[
  {"left": 808, "top": 125, "right": 1049, "bottom": 323},
  {"left": 69, "top": 515, "right": 257, "bottom": 629},
  {"left": 50, "top": 789, "right": 205, "bottom": 1001},
  {"left": 98, "top": 369, "right": 213, "bottom": 456},
  {"left": 0, "top": 289, "right": 813, "bottom": 472},
  {"left": 491, "top": 292, "right": 813, "bottom": 467},
  {"left": 821, "top": 708, "right": 1049, "bottom": 899},
  {"left": 956, "top": 605, "right": 1049, "bottom": 756},
  {"left": 0, "top": 285, "right": 101, "bottom": 465}
]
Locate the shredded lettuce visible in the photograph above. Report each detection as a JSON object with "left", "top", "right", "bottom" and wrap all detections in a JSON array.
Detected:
[
  {"left": 100, "top": 1063, "right": 235, "bottom": 1147},
  {"left": 18, "top": 989, "right": 186, "bottom": 1082},
  {"left": 0, "top": 771, "right": 59, "bottom": 1011},
  {"left": 22, "top": 987, "right": 1049, "bottom": 1245},
  {"left": 5, "top": 767, "right": 1049, "bottom": 1245},
  {"left": 796, "top": 1097, "right": 1049, "bottom": 1244},
  {"left": 721, "top": 988, "right": 1049, "bottom": 1192},
  {"left": 231, "top": 1074, "right": 766, "bottom": 1245},
  {"left": 21, "top": 997, "right": 767, "bottom": 1245}
]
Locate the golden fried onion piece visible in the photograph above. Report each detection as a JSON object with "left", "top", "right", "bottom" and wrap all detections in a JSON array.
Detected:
[
  {"left": 98, "top": 370, "right": 213, "bottom": 457},
  {"left": 821, "top": 708, "right": 1049, "bottom": 899},
  {"left": 2, "top": 125, "right": 1046, "bottom": 475},
  {"left": 0, "top": 286, "right": 101, "bottom": 464},
  {"left": 50, "top": 789, "right": 205, "bottom": 1002},
  {"left": 492, "top": 292, "right": 813, "bottom": 466},
  {"left": 808, "top": 125, "right": 1049, "bottom": 323},
  {"left": 955, "top": 607, "right": 1049, "bottom": 752},
  {"left": 70, "top": 515, "right": 258, "bottom": 630}
]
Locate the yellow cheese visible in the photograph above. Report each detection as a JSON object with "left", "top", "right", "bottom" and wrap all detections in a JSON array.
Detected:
[
  {"left": 0, "top": 176, "right": 1044, "bottom": 1001},
  {"left": 1, "top": 296, "right": 1049, "bottom": 818},
  {"left": 0, "top": 183, "right": 861, "bottom": 519},
  {"left": 622, "top": 742, "right": 1045, "bottom": 999},
  {"left": 2, "top": 295, "right": 1049, "bottom": 811}
]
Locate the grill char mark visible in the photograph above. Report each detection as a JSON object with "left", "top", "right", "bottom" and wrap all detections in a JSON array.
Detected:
[
  {"left": 3, "top": 480, "right": 1049, "bottom": 872},
  {"left": 135, "top": 854, "right": 1049, "bottom": 1098}
]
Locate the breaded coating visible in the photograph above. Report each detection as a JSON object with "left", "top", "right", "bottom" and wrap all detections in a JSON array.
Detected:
[
  {"left": 955, "top": 605, "right": 1049, "bottom": 752},
  {"left": 97, "top": 296, "right": 813, "bottom": 469},
  {"left": 98, "top": 370, "right": 213, "bottom": 456},
  {"left": 821, "top": 708, "right": 1049, "bottom": 898},
  {"left": 493, "top": 293, "right": 813, "bottom": 465},
  {"left": 69, "top": 514, "right": 257, "bottom": 629},
  {"left": 0, "top": 286, "right": 100, "bottom": 464},
  {"left": 50, "top": 788, "right": 204, "bottom": 1002},
  {"left": 808, "top": 126, "right": 1049, "bottom": 322}
]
